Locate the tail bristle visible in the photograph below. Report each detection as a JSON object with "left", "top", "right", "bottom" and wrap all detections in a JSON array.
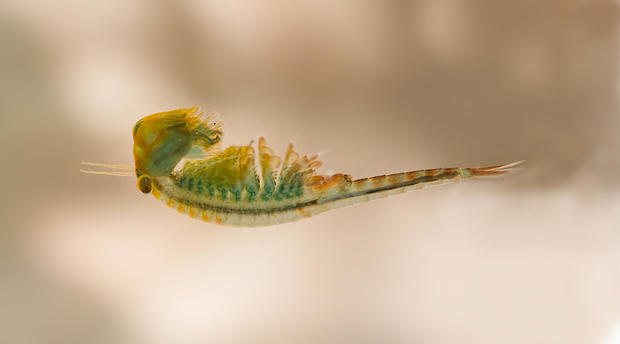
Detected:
[{"left": 467, "top": 160, "right": 525, "bottom": 177}]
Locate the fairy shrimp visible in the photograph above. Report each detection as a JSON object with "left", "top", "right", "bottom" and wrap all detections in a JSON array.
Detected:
[{"left": 81, "top": 107, "right": 523, "bottom": 226}]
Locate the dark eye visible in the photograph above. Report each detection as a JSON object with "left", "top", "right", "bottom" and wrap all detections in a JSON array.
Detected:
[{"left": 137, "top": 175, "right": 152, "bottom": 194}]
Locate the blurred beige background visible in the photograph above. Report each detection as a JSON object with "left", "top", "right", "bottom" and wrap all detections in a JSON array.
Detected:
[{"left": 1, "top": 1, "right": 620, "bottom": 343}]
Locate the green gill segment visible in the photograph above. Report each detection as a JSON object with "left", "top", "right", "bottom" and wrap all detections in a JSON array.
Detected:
[
  {"left": 173, "top": 138, "right": 323, "bottom": 204},
  {"left": 258, "top": 137, "right": 281, "bottom": 201},
  {"left": 178, "top": 144, "right": 259, "bottom": 202}
]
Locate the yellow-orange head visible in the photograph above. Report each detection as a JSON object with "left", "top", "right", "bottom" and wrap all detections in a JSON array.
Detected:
[{"left": 132, "top": 107, "right": 221, "bottom": 193}]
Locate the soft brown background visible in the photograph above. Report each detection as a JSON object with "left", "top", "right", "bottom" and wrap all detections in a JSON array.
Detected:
[{"left": 1, "top": 1, "right": 620, "bottom": 343}]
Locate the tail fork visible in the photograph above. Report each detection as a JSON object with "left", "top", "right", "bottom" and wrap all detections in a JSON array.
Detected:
[{"left": 465, "top": 160, "right": 525, "bottom": 177}]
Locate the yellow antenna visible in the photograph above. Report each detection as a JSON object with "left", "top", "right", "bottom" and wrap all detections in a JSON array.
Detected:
[
  {"left": 81, "top": 161, "right": 133, "bottom": 170},
  {"left": 80, "top": 161, "right": 134, "bottom": 177}
]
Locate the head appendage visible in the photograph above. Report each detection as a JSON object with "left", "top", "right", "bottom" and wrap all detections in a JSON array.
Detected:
[
  {"left": 132, "top": 107, "right": 223, "bottom": 193},
  {"left": 81, "top": 161, "right": 133, "bottom": 170},
  {"left": 79, "top": 169, "right": 134, "bottom": 176},
  {"left": 80, "top": 161, "right": 134, "bottom": 176},
  {"left": 184, "top": 107, "right": 223, "bottom": 147}
]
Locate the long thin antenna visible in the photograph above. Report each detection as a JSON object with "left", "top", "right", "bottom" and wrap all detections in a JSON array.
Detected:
[
  {"left": 80, "top": 169, "right": 134, "bottom": 176},
  {"left": 81, "top": 161, "right": 134, "bottom": 170}
]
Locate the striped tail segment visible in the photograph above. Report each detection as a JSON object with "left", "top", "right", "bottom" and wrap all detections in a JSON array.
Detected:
[{"left": 306, "top": 161, "right": 524, "bottom": 214}]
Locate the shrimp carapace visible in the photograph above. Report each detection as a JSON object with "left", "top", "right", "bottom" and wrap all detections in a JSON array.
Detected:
[{"left": 82, "top": 107, "right": 523, "bottom": 226}]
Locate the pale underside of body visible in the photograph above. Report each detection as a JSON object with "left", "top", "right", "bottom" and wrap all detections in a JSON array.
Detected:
[{"left": 151, "top": 138, "right": 521, "bottom": 226}]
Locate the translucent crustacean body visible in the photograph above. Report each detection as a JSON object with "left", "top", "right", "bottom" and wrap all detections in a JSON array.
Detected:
[{"left": 81, "top": 107, "right": 522, "bottom": 226}]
